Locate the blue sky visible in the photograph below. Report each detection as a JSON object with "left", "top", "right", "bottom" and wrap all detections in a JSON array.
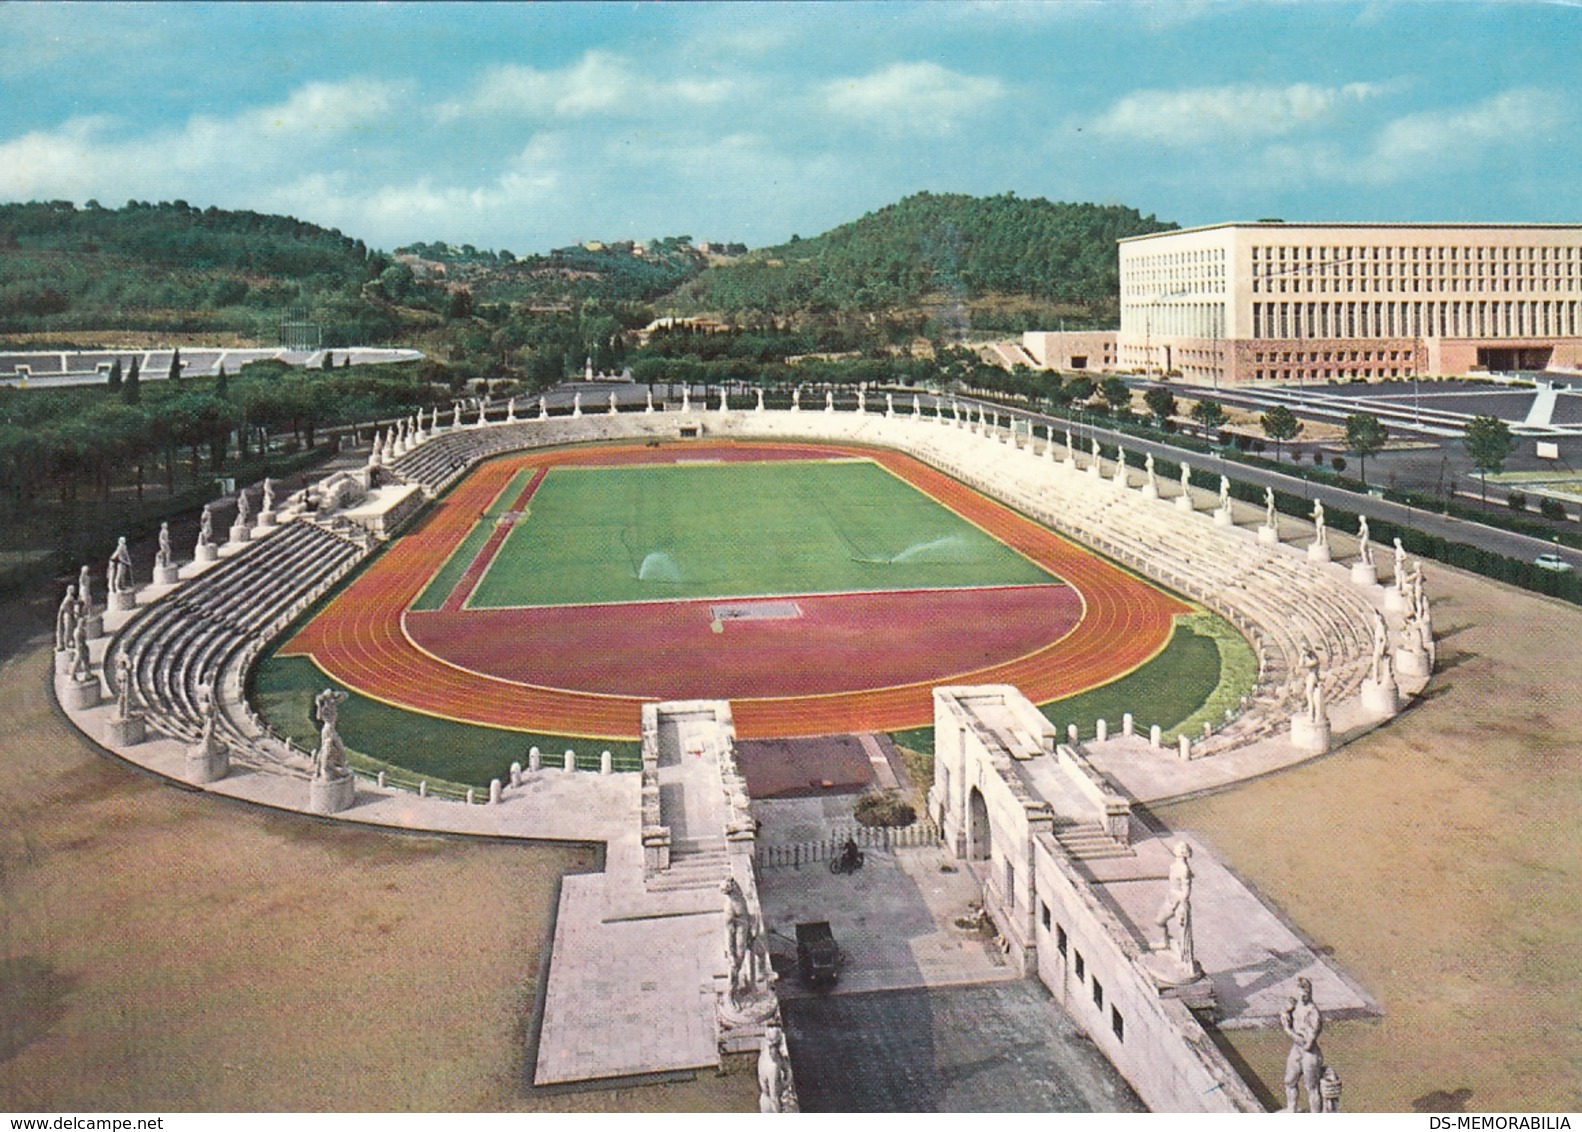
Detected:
[{"left": 1, "top": 1, "right": 1577, "bottom": 254}]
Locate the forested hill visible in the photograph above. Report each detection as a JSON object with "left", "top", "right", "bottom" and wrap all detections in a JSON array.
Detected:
[
  {"left": 667, "top": 192, "right": 1177, "bottom": 323},
  {"left": 0, "top": 199, "right": 392, "bottom": 342}
]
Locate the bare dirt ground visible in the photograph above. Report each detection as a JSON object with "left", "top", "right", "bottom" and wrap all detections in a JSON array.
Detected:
[
  {"left": 0, "top": 598, "right": 755, "bottom": 1112},
  {"left": 1161, "top": 561, "right": 1582, "bottom": 1113}
]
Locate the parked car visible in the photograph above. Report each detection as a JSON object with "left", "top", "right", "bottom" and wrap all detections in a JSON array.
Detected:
[
  {"left": 1534, "top": 553, "right": 1574, "bottom": 573},
  {"left": 796, "top": 921, "right": 841, "bottom": 988}
]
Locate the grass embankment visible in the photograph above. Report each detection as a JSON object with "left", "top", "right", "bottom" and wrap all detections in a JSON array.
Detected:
[
  {"left": 891, "top": 611, "right": 1251, "bottom": 756},
  {"left": 253, "top": 654, "right": 641, "bottom": 791}
]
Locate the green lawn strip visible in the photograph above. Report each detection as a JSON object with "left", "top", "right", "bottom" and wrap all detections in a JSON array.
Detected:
[
  {"left": 889, "top": 612, "right": 1247, "bottom": 757},
  {"left": 252, "top": 654, "right": 641, "bottom": 790},
  {"left": 410, "top": 466, "right": 536, "bottom": 611},
  {"left": 468, "top": 459, "right": 1056, "bottom": 608}
]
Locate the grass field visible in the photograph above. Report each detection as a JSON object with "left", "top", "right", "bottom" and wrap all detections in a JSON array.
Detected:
[
  {"left": 253, "top": 654, "right": 642, "bottom": 789},
  {"left": 462, "top": 459, "right": 1056, "bottom": 608},
  {"left": 410, "top": 467, "right": 536, "bottom": 612}
]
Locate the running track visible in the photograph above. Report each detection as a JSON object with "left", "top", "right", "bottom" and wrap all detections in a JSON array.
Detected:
[{"left": 280, "top": 442, "right": 1191, "bottom": 739}]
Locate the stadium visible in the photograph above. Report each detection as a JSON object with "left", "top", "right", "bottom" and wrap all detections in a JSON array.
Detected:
[{"left": 52, "top": 393, "right": 1420, "bottom": 1110}]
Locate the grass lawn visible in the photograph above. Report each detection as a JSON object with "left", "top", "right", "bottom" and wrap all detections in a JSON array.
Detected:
[
  {"left": 890, "top": 612, "right": 1244, "bottom": 756},
  {"left": 252, "top": 654, "right": 641, "bottom": 790},
  {"left": 465, "top": 458, "right": 1056, "bottom": 608}
]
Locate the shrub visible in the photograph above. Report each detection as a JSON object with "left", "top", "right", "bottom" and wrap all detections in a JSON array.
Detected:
[
  {"left": 1331, "top": 456, "right": 1347, "bottom": 473},
  {"left": 1507, "top": 490, "right": 1527, "bottom": 511},
  {"left": 1312, "top": 449, "right": 1324, "bottom": 465},
  {"left": 853, "top": 790, "right": 916, "bottom": 828},
  {"left": 1540, "top": 497, "right": 1568, "bottom": 521}
]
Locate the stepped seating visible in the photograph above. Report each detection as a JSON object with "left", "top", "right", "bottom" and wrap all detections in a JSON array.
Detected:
[{"left": 108, "top": 520, "right": 368, "bottom": 768}]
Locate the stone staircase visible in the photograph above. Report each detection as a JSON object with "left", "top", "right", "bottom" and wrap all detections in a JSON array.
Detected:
[
  {"left": 1052, "top": 820, "right": 1135, "bottom": 861},
  {"left": 646, "top": 836, "right": 733, "bottom": 894}
]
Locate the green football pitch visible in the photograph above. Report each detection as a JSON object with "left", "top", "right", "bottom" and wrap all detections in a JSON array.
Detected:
[{"left": 456, "top": 458, "right": 1057, "bottom": 608}]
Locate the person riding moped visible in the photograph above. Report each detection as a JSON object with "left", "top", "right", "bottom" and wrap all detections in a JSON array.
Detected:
[{"left": 840, "top": 835, "right": 860, "bottom": 872}]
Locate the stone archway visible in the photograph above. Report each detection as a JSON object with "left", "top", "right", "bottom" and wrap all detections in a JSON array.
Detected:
[{"left": 966, "top": 786, "right": 991, "bottom": 861}]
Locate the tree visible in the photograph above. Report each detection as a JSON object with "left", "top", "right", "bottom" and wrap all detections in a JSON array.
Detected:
[
  {"left": 106, "top": 357, "right": 123, "bottom": 391},
  {"left": 1343, "top": 412, "right": 1388, "bottom": 486},
  {"left": 1143, "top": 386, "right": 1176, "bottom": 424},
  {"left": 1259, "top": 404, "right": 1303, "bottom": 463},
  {"left": 167, "top": 347, "right": 182, "bottom": 382},
  {"left": 322, "top": 351, "right": 334, "bottom": 370},
  {"left": 122, "top": 356, "right": 141, "bottom": 405},
  {"left": 1463, "top": 414, "right": 1514, "bottom": 508},
  {"left": 1065, "top": 375, "right": 1095, "bottom": 405},
  {"left": 1190, "top": 398, "right": 1227, "bottom": 431},
  {"left": 1099, "top": 376, "right": 1131, "bottom": 414}
]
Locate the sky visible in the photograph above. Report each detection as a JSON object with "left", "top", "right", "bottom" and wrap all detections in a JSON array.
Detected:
[{"left": 0, "top": 1, "right": 1578, "bottom": 255}]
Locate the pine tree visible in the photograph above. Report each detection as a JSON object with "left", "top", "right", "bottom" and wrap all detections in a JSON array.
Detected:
[
  {"left": 107, "top": 357, "right": 123, "bottom": 391},
  {"left": 215, "top": 363, "right": 228, "bottom": 399},
  {"left": 167, "top": 347, "right": 182, "bottom": 381},
  {"left": 122, "top": 357, "right": 141, "bottom": 405}
]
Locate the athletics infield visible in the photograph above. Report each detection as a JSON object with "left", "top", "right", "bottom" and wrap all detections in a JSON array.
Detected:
[{"left": 276, "top": 441, "right": 1191, "bottom": 740}]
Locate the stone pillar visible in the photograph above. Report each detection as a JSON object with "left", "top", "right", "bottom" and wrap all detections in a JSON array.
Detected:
[
  {"left": 60, "top": 677, "right": 102, "bottom": 711},
  {"left": 195, "top": 541, "right": 219, "bottom": 563},
  {"left": 1176, "top": 492, "right": 1194, "bottom": 513},
  {"left": 105, "top": 714, "right": 146, "bottom": 746},
  {"left": 510, "top": 761, "right": 523, "bottom": 787},
  {"left": 1307, "top": 540, "right": 1332, "bottom": 563},
  {"left": 1394, "top": 645, "right": 1431, "bottom": 679},
  {"left": 1351, "top": 562, "right": 1379, "bottom": 587},
  {"left": 528, "top": 745, "right": 541, "bottom": 771},
  {"left": 1123, "top": 713, "right": 1134, "bottom": 737},
  {"left": 1383, "top": 585, "right": 1407, "bottom": 613},
  {"left": 107, "top": 590, "right": 137, "bottom": 612},
  {"left": 1067, "top": 723, "right": 1079, "bottom": 744},
  {"left": 1095, "top": 718, "right": 1108, "bottom": 742},
  {"left": 563, "top": 749, "right": 576, "bottom": 772},
  {"left": 601, "top": 750, "right": 613, "bottom": 775},
  {"left": 1177, "top": 734, "right": 1192, "bottom": 761},
  {"left": 154, "top": 564, "right": 181, "bottom": 586},
  {"left": 490, "top": 778, "right": 502, "bottom": 804},
  {"left": 1258, "top": 524, "right": 1279, "bottom": 546},
  {"left": 1213, "top": 507, "right": 1234, "bottom": 528},
  {"left": 187, "top": 738, "right": 229, "bottom": 785},
  {"left": 1150, "top": 724, "right": 1163, "bottom": 748},
  {"left": 1361, "top": 673, "right": 1400, "bottom": 717}
]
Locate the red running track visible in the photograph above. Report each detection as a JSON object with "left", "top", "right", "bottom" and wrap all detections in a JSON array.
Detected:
[{"left": 279, "top": 441, "right": 1191, "bottom": 739}]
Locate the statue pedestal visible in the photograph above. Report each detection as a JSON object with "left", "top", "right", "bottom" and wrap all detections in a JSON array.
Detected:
[
  {"left": 1144, "top": 949, "right": 1204, "bottom": 989},
  {"left": 107, "top": 590, "right": 137, "bottom": 612},
  {"left": 228, "top": 524, "right": 251, "bottom": 546},
  {"left": 106, "top": 714, "right": 147, "bottom": 746},
  {"left": 81, "top": 610, "right": 104, "bottom": 639},
  {"left": 1383, "top": 585, "right": 1407, "bottom": 613},
  {"left": 1307, "top": 542, "right": 1332, "bottom": 563},
  {"left": 1141, "top": 483, "right": 1158, "bottom": 501},
  {"left": 308, "top": 773, "right": 356, "bottom": 814},
  {"left": 1394, "top": 647, "right": 1430, "bottom": 679},
  {"left": 186, "top": 742, "right": 229, "bottom": 784},
  {"left": 254, "top": 511, "right": 277, "bottom": 531},
  {"left": 154, "top": 565, "right": 181, "bottom": 586},
  {"left": 1289, "top": 712, "right": 1332, "bottom": 753},
  {"left": 1361, "top": 675, "right": 1400, "bottom": 717},
  {"left": 195, "top": 542, "right": 219, "bottom": 564},
  {"left": 1350, "top": 562, "right": 1378, "bottom": 587},
  {"left": 60, "top": 678, "right": 101, "bottom": 711},
  {"left": 1258, "top": 525, "right": 1279, "bottom": 545},
  {"left": 1175, "top": 495, "right": 1194, "bottom": 513},
  {"left": 1213, "top": 508, "right": 1234, "bottom": 527}
]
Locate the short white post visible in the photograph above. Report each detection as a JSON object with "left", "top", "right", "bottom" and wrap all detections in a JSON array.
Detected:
[
  {"left": 419, "top": 780, "right": 428, "bottom": 797},
  {"left": 1095, "top": 718, "right": 1108, "bottom": 743},
  {"left": 1122, "top": 712, "right": 1134, "bottom": 737},
  {"left": 377, "top": 771, "right": 386, "bottom": 789},
  {"left": 1178, "top": 734, "right": 1192, "bottom": 761},
  {"left": 1067, "top": 723, "right": 1079, "bottom": 744},
  {"left": 510, "top": 761, "right": 522, "bottom": 787},
  {"left": 528, "top": 745, "right": 541, "bottom": 772},
  {"left": 600, "top": 750, "right": 613, "bottom": 775},
  {"left": 489, "top": 778, "right": 502, "bottom": 805},
  {"left": 466, "top": 787, "right": 475, "bottom": 805},
  {"left": 1150, "top": 724, "right": 1162, "bottom": 749},
  {"left": 564, "top": 749, "right": 576, "bottom": 772}
]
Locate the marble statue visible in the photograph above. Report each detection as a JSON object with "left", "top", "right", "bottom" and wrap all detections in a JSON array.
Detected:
[
  {"left": 199, "top": 505, "right": 214, "bottom": 548},
  {"left": 115, "top": 650, "right": 135, "bottom": 720},
  {"left": 262, "top": 478, "right": 276, "bottom": 514},
  {"left": 1357, "top": 514, "right": 1372, "bottom": 566},
  {"left": 719, "top": 387, "right": 729, "bottom": 412},
  {"left": 885, "top": 392, "right": 894, "bottom": 416},
  {"left": 1180, "top": 462, "right": 1191, "bottom": 493},
  {"left": 756, "top": 388, "right": 765, "bottom": 411},
  {"left": 107, "top": 537, "right": 133, "bottom": 594},
  {"left": 825, "top": 390, "right": 834, "bottom": 412},
  {"left": 477, "top": 401, "right": 487, "bottom": 426},
  {"left": 611, "top": 390, "right": 620, "bottom": 415},
  {"left": 913, "top": 394, "right": 921, "bottom": 415},
  {"left": 1302, "top": 649, "right": 1324, "bottom": 724},
  {"left": 452, "top": 403, "right": 462, "bottom": 428},
  {"left": 235, "top": 490, "right": 251, "bottom": 529},
  {"left": 584, "top": 356, "right": 594, "bottom": 381},
  {"left": 539, "top": 396, "right": 548, "bottom": 420},
  {"left": 69, "top": 617, "right": 92, "bottom": 683},
  {"left": 721, "top": 875, "right": 760, "bottom": 999},
  {"left": 572, "top": 392, "right": 582, "bottom": 417},
  {"left": 645, "top": 390, "right": 655, "bottom": 412},
  {"left": 1145, "top": 452, "right": 1159, "bottom": 493},
  {"left": 856, "top": 389, "right": 866, "bottom": 413},
  {"left": 1265, "top": 486, "right": 1277, "bottom": 529},
  {"left": 792, "top": 387, "right": 801, "bottom": 411},
  {"left": 681, "top": 386, "right": 691, "bottom": 412},
  {"left": 1113, "top": 447, "right": 1128, "bottom": 481},
  {"left": 1393, "top": 537, "right": 1406, "bottom": 584},
  {"left": 55, "top": 585, "right": 78, "bottom": 651},
  {"left": 758, "top": 1024, "right": 795, "bottom": 1113},
  {"left": 1218, "top": 475, "right": 1231, "bottom": 511},
  {"left": 506, "top": 397, "right": 517, "bottom": 422},
  {"left": 1312, "top": 499, "right": 1328, "bottom": 549},
  {"left": 312, "top": 688, "right": 350, "bottom": 780},
  {"left": 1064, "top": 428, "right": 1073, "bottom": 455},
  {"left": 1370, "top": 611, "right": 1391, "bottom": 685},
  {"left": 1281, "top": 978, "right": 1326, "bottom": 1113},
  {"left": 78, "top": 564, "right": 94, "bottom": 610},
  {"left": 156, "top": 522, "right": 172, "bottom": 569},
  {"left": 1090, "top": 437, "right": 1101, "bottom": 461},
  {"left": 1153, "top": 841, "right": 1197, "bottom": 972}
]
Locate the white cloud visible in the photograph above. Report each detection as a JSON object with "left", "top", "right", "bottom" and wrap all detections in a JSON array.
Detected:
[
  {"left": 436, "top": 51, "right": 736, "bottom": 123},
  {"left": 1369, "top": 89, "right": 1560, "bottom": 171},
  {"left": 1090, "top": 82, "right": 1386, "bottom": 146},
  {"left": 822, "top": 61, "right": 1004, "bottom": 133}
]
